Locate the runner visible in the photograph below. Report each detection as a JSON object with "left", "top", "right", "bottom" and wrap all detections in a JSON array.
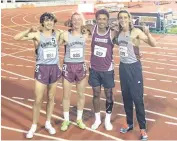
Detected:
[
  {"left": 114, "top": 9, "right": 156, "bottom": 140},
  {"left": 60, "top": 12, "right": 90, "bottom": 131},
  {"left": 14, "top": 12, "right": 62, "bottom": 138}
]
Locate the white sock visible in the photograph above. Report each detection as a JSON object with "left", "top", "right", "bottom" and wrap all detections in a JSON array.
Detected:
[
  {"left": 64, "top": 112, "right": 69, "bottom": 121},
  {"left": 45, "top": 120, "right": 51, "bottom": 126},
  {"left": 31, "top": 124, "right": 37, "bottom": 132},
  {"left": 77, "top": 110, "right": 83, "bottom": 120},
  {"left": 95, "top": 112, "right": 101, "bottom": 123},
  {"left": 105, "top": 113, "right": 111, "bottom": 123}
]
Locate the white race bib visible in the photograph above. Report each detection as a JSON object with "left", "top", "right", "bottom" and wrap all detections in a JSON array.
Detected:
[
  {"left": 70, "top": 48, "right": 83, "bottom": 59},
  {"left": 119, "top": 46, "right": 128, "bottom": 58},
  {"left": 43, "top": 48, "right": 56, "bottom": 60},
  {"left": 94, "top": 45, "right": 107, "bottom": 57}
]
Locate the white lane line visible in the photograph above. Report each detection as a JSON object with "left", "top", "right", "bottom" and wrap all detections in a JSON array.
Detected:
[
  {"left": 21, "top": 78, "right": 30, "bottom": 80},
  {"left": 153, "top": 95, "right": 166, "bottom": 99},
  {"left": 9, "top": 77, "right": 18, "bottom": 80},
  {"left": 142, "top": 66, "right": 150, "bottom": 68},
  {"left": 1, "top": 76, "right": 6, "bottom": 78},
  {"left": 145, "top": 118, "right": 156, "bottom": 122},
  {"left": 170, "top": 69, "right": 177, "bottom": 71},
  {"left": 145, "top": 78, "right": 156, "bottom": 81},
  {"left": 2, "top": 49, "right": 31, "bottom": 57},
  {"left": 2, "top": 66, "right": 177, "bottom": 121},
  {"left": 27, "top": 99, "right": 34, "bottom": 102},
  {"left": 115, "top": 80, "right": 120, "bottom": 82},
  {"left": 168, "top": 53, "right": 176, "bottom": 55},
  {"left": 26, "top": 66, "right": 33, "bottom": 68},
  {"left": 173, "top": 98, "right": 177, "bottom": 100},
  {"left": 12, "top": 97, "right": 24, "bottom": 100},
  {"left": 16, "top": 65, "right": 23, "bottom": 67},
  {"left": 146, "top": 58, "right": 154, "bottom": 60},
  {"left": 1, "top": 95, "right": 123, "bottom": 141},
  {"left": 144, "top": 86, "right": 177, "bottom": 95},
  {"left": 160, "top": 80, "right": 172, "bottom": 83},
  {"left": 117, "top": 114, "right": 126, "bottom": 117},
  {"left": 165, "top": 122, "right": 177, "bottom": 126},
  {"left": 156, "top": 67, "right": 164, "bottom": 70},
  {"left": 7, "top": 64, "right": 14, "bottom": 66},
  {"left": 143, "top": 70, "right": 177, "bottom": 79},
  {"left": 1, "top": 126, "right": 68, "bottom": 141},
  {"left": 170, "top": 60, "right": 177, "bottom": 62},
  {"left": 83, "top": 108, "right": 92, "bottom": 111},
  {"left": 157, "top": 59, "right": 167, "bottom": 61},
  {"left": 142, "top": 60, "right": 177, "bottom": 67}
]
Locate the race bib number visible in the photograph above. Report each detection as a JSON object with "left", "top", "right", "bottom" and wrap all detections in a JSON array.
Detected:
[
  {"left": 94, "top": 45, "right": 107, "bottom": 57},
  {"left": 43, "top": 48, "right": 56, "bottom": 60},
  {"left": 70, "top": 48, "right": 83, "bottom": 59},
  {"left": 119, "top": 46, "right": 128, "bottom": 57}
]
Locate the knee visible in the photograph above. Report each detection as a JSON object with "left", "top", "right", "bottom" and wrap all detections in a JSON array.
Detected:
[
  {"left": 104, "top": 88, "right": 113, "bottom": 103},
  {"left": 78, "top": 92, "right": 85, "bottom": 99},
  {"left": 35, "top": 97, "right": 43, "bottom": 106},
  {"left": 93, "top": 88, "right": 101, "bottom": 98},
  {"left": 48, "top": 94, "right": 55, "bottom": 102}
]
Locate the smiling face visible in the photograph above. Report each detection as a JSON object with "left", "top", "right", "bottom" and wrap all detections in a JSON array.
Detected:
[
  {"left": 71, "top": 13, "right": 83, "bottom": 29},
  {"left": 43, "top": 17, "right": 55, "bottom": 30},
  {"left": 118, "top": 12, "right": 131, "bottom": 31},
  {"left": 96, "top": 14, "right": 109, "bottom": 29}
]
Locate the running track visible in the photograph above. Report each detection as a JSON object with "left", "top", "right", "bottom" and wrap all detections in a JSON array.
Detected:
[{"left": 1, "top": 4, "right": 177, "bottom": 140}]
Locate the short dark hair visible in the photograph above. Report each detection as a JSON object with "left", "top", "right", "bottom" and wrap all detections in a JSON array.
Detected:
[
  {"left": 40, "top": 12, "right": 57, "bottom": 25},
  {"left": 95, "top": 9, "right": 109, "bottom": 19}
]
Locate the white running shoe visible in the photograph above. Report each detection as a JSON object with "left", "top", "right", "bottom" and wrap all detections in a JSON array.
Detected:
[
  {"left": 26, "top": 128, "right": 36, "bottom": 139},
  {"left": 45, "top": 123, "right": 56, "bottom": 135},
  {"left": 91, "top": 121, "right": 101, "bottom": 130},
  {"left": 105, "top": 120, "right": 113, "bottom": 131}
]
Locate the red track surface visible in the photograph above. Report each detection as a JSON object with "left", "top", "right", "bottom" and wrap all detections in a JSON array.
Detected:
[{"left": 1, "top": 3, "right": 177, "bottom": 140}]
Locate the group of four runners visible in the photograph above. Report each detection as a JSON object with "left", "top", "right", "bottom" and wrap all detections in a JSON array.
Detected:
[{"left": 14, "top": 9, "right": 156, "bottom": 140}]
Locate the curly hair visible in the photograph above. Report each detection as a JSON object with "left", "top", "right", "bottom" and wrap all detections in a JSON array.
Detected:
[{"left": 40, "top": 12, "right": 57, "bottom": 26}]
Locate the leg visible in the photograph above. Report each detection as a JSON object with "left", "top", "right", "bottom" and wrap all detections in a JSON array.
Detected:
[
  {"left": 26, "top": 80, "right": 47, "bottom": 138},
  {"left": 104, "top": 88, "right": 114, "bottom": 130},
  {"left": 91, "top": 86, "right": 102, "bottom": 129},
  {"left": 76, "top": 77, "right": 87, "bottom": 129},
  {"left": 119, "top": 63, "right": 134, "bottom": 133},
  {"left": 61, "top": 78, "right": 72, "bottom": 131},
  {"left": 130, "top": 62, "right": 147, "bottom": 140}
]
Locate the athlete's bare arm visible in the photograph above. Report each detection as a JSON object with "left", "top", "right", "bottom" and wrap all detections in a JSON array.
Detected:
[
  {"left": 58, "top": 31, "right": 68, "bottom": 45},
  {"left": 14, "top": 27, "right": 40, "bottom": 42},
  {"left": 136, "top": 27, "right": 156, "bottom": 47}
]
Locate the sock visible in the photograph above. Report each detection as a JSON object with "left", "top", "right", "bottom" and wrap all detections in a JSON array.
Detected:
[
  {"left": 31, "top": 124, "right": 37, "bottom": 132},
  {"left": 95, "top": 112, "right": 101, "bottom": 123},
  {"left": 77, "top": 110, "right": 83, "bottom": 120},
  {"left": 45, "top": 120, "right": 51, "bottom": 126},
  {"left": 105, "top": 113, "right": 111, "bottom": 123},
  {"left": 64, "top": 112, "right": 69, "bottom": 121}
]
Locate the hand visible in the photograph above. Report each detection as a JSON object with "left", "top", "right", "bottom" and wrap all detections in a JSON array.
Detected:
[
  {"left": 29, "top": 26, "right": 40, "bottom": 32},
  {"left": 142, "top": 24, "right": 150, "bottom": 36}
]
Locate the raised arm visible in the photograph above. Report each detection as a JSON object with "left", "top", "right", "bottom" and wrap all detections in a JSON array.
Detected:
[
  {"left": 58, "top": 31, "right": 68, "bottom": 46},
  {"left": 14, "top": 27, "right": 39, "bottom": 41},
  {"left": 137, "top": 27, "right": 156, "bottom": 47}
]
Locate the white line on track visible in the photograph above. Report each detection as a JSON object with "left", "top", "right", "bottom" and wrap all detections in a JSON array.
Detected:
[
  {"left": 165, "top": 122, "right": 177, "bottom": 126},
  {"left": 1, "top": 126, "right": 68, "bottom": 140},
  {"left": 160, "top": 80, "right": 172, "bottom": 83},
  {"left": 145, "top": 78, "right": 156, "bottom": 81},
  {"left": 153, "top": 95, "right": 166, "bottom": 99},
  {"left": 27, "top": 99, "right": 34, "bottom": 102},
  {"left": 142, "top": 66, "right": 150, "bottom": 68},
  {"left": 7, "top": 64, "right": 14, "bottom": 66},
  {"left": 21, "top": 78, "right": 30, "bottom": 81},
  {"left": 2, "top": 69, "right": 177, "bottom": 121},
  {"left": 12, "top": 97, "right": 24, "bottom": 100},
  {"left": 156, "top": 67, "right": 164, "bottom": 70},
  {"left": 173, "top": 98, "right": 177, "bottom": 100},
  {"left": 1, "top": 95, "right": 123, "bottom": 141},
  {"left": 170, "top": 69, "right": 177, "bottom": 71}
]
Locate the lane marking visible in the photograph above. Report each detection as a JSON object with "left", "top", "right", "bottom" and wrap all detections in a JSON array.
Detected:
[
  {"left": 1, "top": 126, "right": 68, "bottom": 140},
  {"left": 1, "top": 95, "right": 123, "bottom": 141},
  {"left": 3, "top": 69, "right": 177, "bottom": 121}
]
